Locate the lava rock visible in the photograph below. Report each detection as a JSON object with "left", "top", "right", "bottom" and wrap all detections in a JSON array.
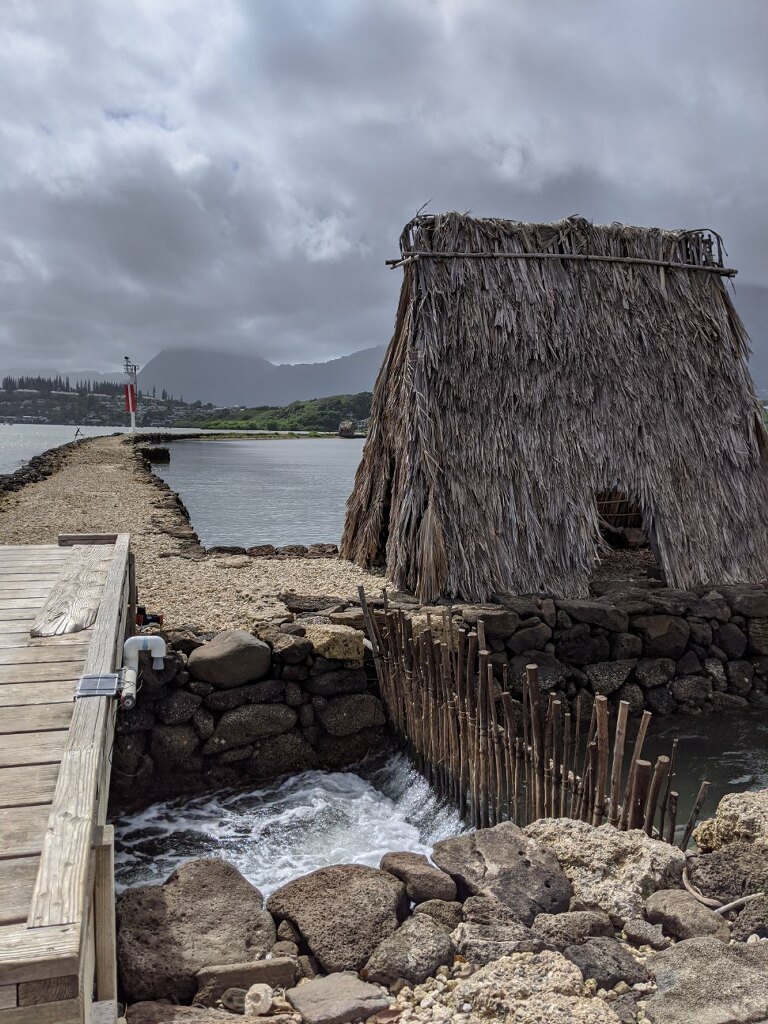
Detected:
[
  {"left": 117, "top": 858, "right": 275, "bottom": 1003},
  {"left": 632, "top": 616, "right": 690, "bottom": 659},
  {"left": 431, "top": 822, "right": 573, "bottom": 924},
  {"left": 364, "top": 914, "right": 454, "bottom": 985},
  {"left": 266, "top": 865, "right": 406, "bottom": 973},
  {"left": 713, "top": 622, "right": 748, "bottom": 659},
  {"left": 315, "top": 693, "right": 385, "bottom": 737},
  {"left": 155, "top": 690, "right": 202, "bottom": 725},
  {"left": 412, "top": 899, "right": 464, "bottom": 931},
  {"left": 645, "top": 936, "right": 768, "bottom": 1024},
  {"left": 304, "top": 669, "right": 368, "bottom": 696},
  {"left": 645, "top": 889, "right": 730, "bottom": 942},
  {"left": 554, "top": 624, "right": 610, "bottom": 667},
  {"left": 556, "top": 600, "right": 628, "bottom": 633},
  {"left": 380, "top": 851, "right": 457, "bottom": 904},
  {"left": 623, "top": 917, "right": 671, "bottom": 950},
  {"left": 202, "top": 704, "right": 297, "bottom": 754},
  {"left": 286, "top": 974, "right": 389, "bottom": 1024},
  {"left": 612, "top": 633, "right": 643, "bottom": 660},
  {"left": 586, "top": 660, "right": 636, "bottom": 696},
  {"left": 564, "top": 936, "right": 649, "bottom": 988},
  {"left": 187, "top": 630, "right": 272, "bottom": 688},
  {"left": 634, "top": 658, "right": 677, "bottom": 689},
  {"left": 531, "top": 910, "right": 615, "bottom": 948},
  {"left": 450, "top": 921, "right": 550, "bottom": 964},
  {"left": 248, "top": 731, "right": 318, "bottom": 779},
  {"left": 194, "top": 958, "right": 297, "bottom": 1007},
  {"left": 203, "top": 679, "right": 285, "bottom": 711},
  {"left": 687, "top": 841, "right": 768, "bottom": 901}
]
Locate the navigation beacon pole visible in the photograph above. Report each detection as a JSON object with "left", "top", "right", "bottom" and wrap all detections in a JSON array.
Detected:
[{"left": 123, "top": 355, "right": 139, "bottom": 433}]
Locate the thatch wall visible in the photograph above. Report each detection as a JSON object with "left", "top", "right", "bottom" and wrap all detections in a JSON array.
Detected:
[{"left": 341, "top": 214, "right": 768, "bottom": 602}]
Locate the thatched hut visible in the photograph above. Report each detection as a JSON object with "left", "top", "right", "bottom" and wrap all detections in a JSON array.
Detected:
[{"left": 341, "top": 213, "right": 768, "bottom": 602}]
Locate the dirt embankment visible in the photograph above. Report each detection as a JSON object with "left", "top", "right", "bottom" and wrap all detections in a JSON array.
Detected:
[{"left": 0, "top": 434, "right": 385, "bottom": 631}]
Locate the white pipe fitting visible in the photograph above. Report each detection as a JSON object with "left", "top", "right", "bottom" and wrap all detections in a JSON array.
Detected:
[{"left": 121, "top": 635, "right": 167, "bottom": 709}]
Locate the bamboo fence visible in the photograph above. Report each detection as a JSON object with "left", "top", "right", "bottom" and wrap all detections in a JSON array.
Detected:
[{"left": 359, "top": 588, "right": 709, "bottom": 848}]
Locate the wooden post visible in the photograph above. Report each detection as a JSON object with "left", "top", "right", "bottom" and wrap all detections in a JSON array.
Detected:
[
  {"left": 664, "top": 791, "right": 679, "bottom": 844},
  {"left": 607, "top": 701, "right": 629, "bottom": 827},
  {"left": 94, "top": 826, "right": 117, "bottom": 1002},
  {"left": 591, "top": 696, "right": 609, "bottom": 826},
  {"left": 526, "top": 665, "right": 545, "bottom": 820},
  {"left": 628, "top": 759, "right": 652, "bottom": 830},
  {"left": 679, "top": 781, "right": 710, "bottom": 851},
  {"left": 643, "top": 755, "right": 671, "bottom": 836},
  {"left": 619, "top": 711, "right": 651, "bottom": 830}
]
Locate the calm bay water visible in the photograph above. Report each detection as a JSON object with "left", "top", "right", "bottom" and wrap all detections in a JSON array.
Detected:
[
  {"left": 153, "top": 437, "right": 364, "bottom": 547},
  {"left": 0, "top": 423, "right": 207, "bottom": 475}
]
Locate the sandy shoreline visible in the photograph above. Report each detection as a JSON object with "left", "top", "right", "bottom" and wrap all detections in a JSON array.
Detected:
[{"left": 0, "top": 434, "right": 386, "bottom": 631}]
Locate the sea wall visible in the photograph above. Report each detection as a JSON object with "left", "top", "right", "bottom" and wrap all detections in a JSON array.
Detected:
[
  {"left": 282, "top": 582, "right": 768, "bottom": 717},
  {"left": 110, "top": 622, "right": 387, "bottom": 809}
]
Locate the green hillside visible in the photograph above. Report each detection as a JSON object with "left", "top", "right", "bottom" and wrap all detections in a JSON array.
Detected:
[{"left": 178, "top": 392, "right": 372, "bottom": 432}]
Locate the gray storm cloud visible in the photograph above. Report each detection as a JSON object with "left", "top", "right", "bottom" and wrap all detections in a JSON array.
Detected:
[{"left": 0, "top": 0, "right": 766, "bottom": 372}]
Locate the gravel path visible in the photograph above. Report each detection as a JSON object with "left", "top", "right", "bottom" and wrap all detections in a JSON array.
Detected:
[{"left": 0, "top": 435, "right": 387, "bottom": 631}]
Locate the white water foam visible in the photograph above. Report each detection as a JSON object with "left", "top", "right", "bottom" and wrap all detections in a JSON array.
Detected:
[{"left": 113, "top": 752, "right": 465, "bottom": 895}]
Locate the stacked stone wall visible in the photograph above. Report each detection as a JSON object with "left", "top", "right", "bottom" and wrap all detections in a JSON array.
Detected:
[{"left": 109, "top": 622, "right": 387, "bottom": 809}]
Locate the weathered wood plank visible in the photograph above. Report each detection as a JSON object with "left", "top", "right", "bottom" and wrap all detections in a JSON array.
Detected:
[
  {"left": 0, "top": 706, "right": 73, "bottom": 735},
  {"left": 0, "top": 985, "right": 15, "bottom": 1009},
  {"left": 0, "top": 604, "right": 43, "bottom": 614},
  {"left": 31, "top": 548, "right": 111, "bottom": 638},
  {"left": 17, "top": 974, "right": 78, "bottom": 1006},
  {"left": 58, "top": 535, "right": 118, "bottom": 547},
  {"left": 0, "top": 584, "right": 52, "bottom": 596},
  {"left": 0, "top": 631, "right": 93, "bottom": 651},
  {"left": 0, "top": 617, "right": 35, "bottom": 628},
  {"left": 0, "top": 766, "right": 60, "bottom": 808},
  {"left": 0, "top": 663, "right": 89, "bottom": 685},
  {"left": 0, "top": 681, "right": 76, "bottom": 708},
  {"left": 94, "top": 827, "right": 116, "bottom": 1002},
  {"left": 0, "top": 996, "right": 80, "bottom": 1022},
  {"left": 0, "top": 733, "right": 67, "bottom": 770},
  {"left": 0, "top": 922, "right": 80, "bottom": 985},
  {"left": 0, "top": 806, "right": 53, "bottom": 858},
  {"left": 0, "top": 647, "right": 88, "bottom": 667},
  {"left": 0, "top": 859, "right": 39, "bottom": 926},
  {"left": 29, "top": 536, "right": 129, "bottom": 929}
]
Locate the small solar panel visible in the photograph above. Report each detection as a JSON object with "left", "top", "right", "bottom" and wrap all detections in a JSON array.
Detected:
[{"left": 75, "top": 673, "right": 122, "bottom": 699}]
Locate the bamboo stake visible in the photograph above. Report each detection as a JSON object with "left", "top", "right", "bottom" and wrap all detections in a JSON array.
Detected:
[
  {"left": 592, "top": 695, "right": 610, "bottom": 826},
  {"left": 628, "top": 759, "right": 652, "bottom": 830},
  {"left": 561, "top": 711, "right": 571, "bottom": 818},
  {"left": 607, "top": 700, "right": 629, "bottom": 827},
  {"left": 658, "top": 737, "right": 678, "bottom": 839},
  {"left": 679, "top": 781, "right": 711, "bottom": 851},
  {"left": 643, "top": 755, "right": 671, "bottom": 836},
  {"left": 664, "top": 791, "right": 678, "bottom": 844},
  {"left": 619, "top": 711, "right": 651, "bottom": 830},
  {"left": 526, "top": 665, "right": 546, "bottom": 820}
]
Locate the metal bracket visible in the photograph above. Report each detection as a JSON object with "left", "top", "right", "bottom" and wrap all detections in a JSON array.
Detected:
[{"left": 75, "top": 672, "right": 123, "bottom": 699}]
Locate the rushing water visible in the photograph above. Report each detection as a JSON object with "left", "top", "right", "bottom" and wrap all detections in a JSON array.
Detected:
[
  {"left": 113, "top": 752, "right": 464, "bottom": 894},
  {"left": 151, "top": 437, "right": 364, "bottom": 547}
]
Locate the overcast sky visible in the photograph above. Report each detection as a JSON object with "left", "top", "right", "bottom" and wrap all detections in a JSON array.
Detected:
[{"left": 1, "top": 0, "right": 767, "bottom": 373}]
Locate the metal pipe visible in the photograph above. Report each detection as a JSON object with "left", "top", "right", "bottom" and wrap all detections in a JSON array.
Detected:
[{"left": 121, "top": 635, "right": 166, "bottom": 709}]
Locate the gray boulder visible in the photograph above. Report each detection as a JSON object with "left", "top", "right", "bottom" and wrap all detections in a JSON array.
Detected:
[
  {"left": 645, "top": 889, "right": 730, "bottom": 942},
  {"left": 413, "top": 899, "right": 464, "bottom": 932},
  {"left": 286, "top": 974, "right": 389, "bottom": 1024},
  {"left": 194, "top": 958, "right": 297, "bottom": 1007},
  {"left": 380, "top": 851, "right": 457, "bottom": 904},
  {"left": 633, "top": 616, "right": 690, "bottom": 658},
  {"left": 645, "top": 937, "right": 768, "bottom": 1024},
  {"left": 688, "top": 841, "right": 768, "bottom": 902},
  {"left": 564, "top": 936, "right": 649, "bottom": 988},
  {"left": 531, "top": 910, "right": 614, "bottom": 948},
  {"left": 451, "top": 921, "right": 550, "bottom": 965},
  {"left": 188, "top": 629, "right": 272, "bottom": 687},
  {"left": 117, "top": 858, "right": 275, "bottom": 1003},
  {"left": 556, "top": 599, "right": 628, "bottom": 633},
  {"left": 202, "top": 704, "right": 297, "bottom": 754},
  {"left": 732, "top": 894, "right": 768, "bottom": 941},
  {"left": 315, "top": 694, "right": 385, "bottom": 737},
  {"left": 364, "top": 914, "right": 454, "bottom": 985},
  {"left": 266, "top": 865, "right": 406, "bottom": 972},
  {"left": 623, "top": 917, "right": 671, "bottom": 950},
  {"left": 431, "top": 822, "right": 572, "bottom": 925}
]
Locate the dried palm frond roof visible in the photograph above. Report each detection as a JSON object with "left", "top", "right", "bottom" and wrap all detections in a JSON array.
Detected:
[{"left": 341, "top": 213, "right": 768, "bottom": 603}]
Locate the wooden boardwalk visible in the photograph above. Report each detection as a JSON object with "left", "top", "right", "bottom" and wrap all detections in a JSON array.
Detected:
[{"left": 0, "top": 537, "right": 132, "bottom": 1024}]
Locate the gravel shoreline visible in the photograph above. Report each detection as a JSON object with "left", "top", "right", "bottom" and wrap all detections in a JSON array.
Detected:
[{"left": 0, "top": 434, "right": 387, "bottom": 630}]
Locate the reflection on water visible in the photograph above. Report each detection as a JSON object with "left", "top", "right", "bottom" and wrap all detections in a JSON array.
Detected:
[
  {"left": 152, "top": 438, "right": 364, "bottom": 548},
  {"left": 113, "top": 752, "right": 464, "bottom": 894}
]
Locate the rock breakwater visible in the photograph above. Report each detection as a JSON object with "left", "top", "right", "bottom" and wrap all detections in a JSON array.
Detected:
[{"left": 117, "top": 789, "right": 768, "bottom": 1024}]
